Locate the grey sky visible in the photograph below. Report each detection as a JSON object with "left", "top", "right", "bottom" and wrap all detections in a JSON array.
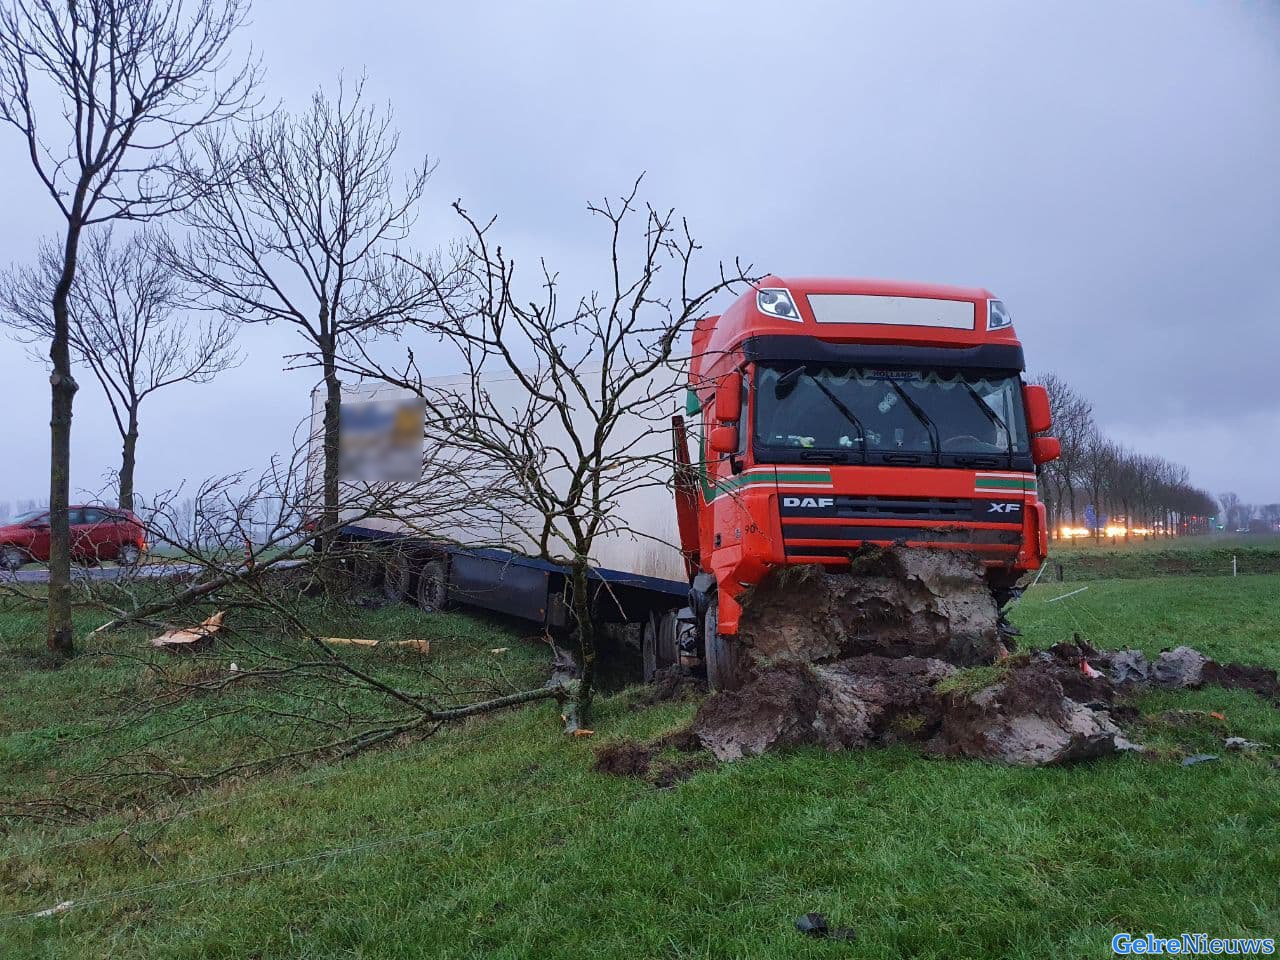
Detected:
[{"left": 1, "top": 0, "right": 1277, "bottom": 506}]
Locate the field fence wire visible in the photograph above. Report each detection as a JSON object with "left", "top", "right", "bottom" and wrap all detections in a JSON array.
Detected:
[{"left": 1028, "top": 581, "right": 1126, "bottom": 651}]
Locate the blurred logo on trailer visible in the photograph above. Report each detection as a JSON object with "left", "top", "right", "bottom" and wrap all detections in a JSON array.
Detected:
[{"left": 338, "top": 397, "right": 425, "bottom": 482}]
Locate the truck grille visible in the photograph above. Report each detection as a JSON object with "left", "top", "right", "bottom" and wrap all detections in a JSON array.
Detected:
[
  {"left": 779, "top": 495, "right": 1024, "bottom": 524},
  {"left": 778, "top": 495, "right": 1025, "bottom": 557}
]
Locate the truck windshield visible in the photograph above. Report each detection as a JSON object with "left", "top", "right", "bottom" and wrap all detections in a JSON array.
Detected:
[{"left": 754, "top": 364, "right": 1030, "bottom": 467}]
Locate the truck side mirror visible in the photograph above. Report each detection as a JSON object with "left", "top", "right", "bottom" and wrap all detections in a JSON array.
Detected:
[
  {"left": 1023, "top": 384, "right": 1052, "bottom": 434},
  {"left": 714, "top": 373, "right": 741, "bottom": 423},
  {"left": 1031, "top": 436, "right": 1061, "bottom": 464},
  {"left": 709, "top": 425, "right": 738, "bottom": 454}
]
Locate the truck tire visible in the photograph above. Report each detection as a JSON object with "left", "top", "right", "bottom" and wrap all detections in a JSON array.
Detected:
[
  {"left": 383, "top": 552, "right": 413, "bottom": 604},
  {"left": 704, "top": 601, "right": 744, "bottom": 692},
  {"left": 643, "top": 611, "right": 681, "bottom": 682},
  {"left": 118, "top": 544, "right": 141, "bottom": 566},
  {"left": 0, "top": 546, "right": 25, "bottom": 571},
  {"left": 416, "top": 559, "right": 450, "bottom": 613}
]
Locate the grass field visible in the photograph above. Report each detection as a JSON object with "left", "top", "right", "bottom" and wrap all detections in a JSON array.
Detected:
[
  {"left": 2, "top": 562, "right": 1278, "bottom": 958},
  {"left": 1047, "top": 533, "right": 1280, "bottom": 581}
]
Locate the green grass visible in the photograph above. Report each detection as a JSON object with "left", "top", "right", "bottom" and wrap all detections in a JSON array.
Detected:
[
  {"left": 2, "top": 571, "right": 1279, "bottom": 958},
  {"left": 1047, "top": 534, "right": 1280, "bottom": 581}
]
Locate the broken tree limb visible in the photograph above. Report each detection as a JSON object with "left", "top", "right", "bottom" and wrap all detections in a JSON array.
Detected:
[{"left": 320, "top": 637, "right": 431, "bottom": 653}]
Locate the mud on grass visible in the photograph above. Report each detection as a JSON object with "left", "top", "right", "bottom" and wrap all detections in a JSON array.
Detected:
[{"left": 592, "top": 726, "right": 714, "bottom": 787}]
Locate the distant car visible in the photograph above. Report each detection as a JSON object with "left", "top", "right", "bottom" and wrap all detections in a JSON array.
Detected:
[{"left": 0, "top": 506, "right": 147, "bottom": 571}]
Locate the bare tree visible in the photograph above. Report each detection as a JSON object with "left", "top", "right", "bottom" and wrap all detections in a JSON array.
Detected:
[
  {"left": 1037, "top": 372, "right": 1093, "bottom": 537},
  {"left": 347, "top": 179, "right": 752, "bottom": 726},
  {"left": 1262, "top": 504, "right": 1280, "bottom": 531},
  {"left": 0, "top": 0, "right": 257, "bottom": 656},
  {"left": 1219, "top": 492, "right": 1244, "bottom": 532},
  {"left": 168, "top": 78, "right": 433, "bottom": 558},
  {"left": 1079, "top": 428, "right": 1116, "bottom": 542},
  {"left": 2, "top": 228, "right": 240, "bottom": 510}
]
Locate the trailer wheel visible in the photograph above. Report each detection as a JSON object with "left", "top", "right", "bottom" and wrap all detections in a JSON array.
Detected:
[
  {"left": 346, "top": 547, "right": 382, "bottom": 590},
  {"left": 643, "top": 612, "right": 680, "bottom": 682},
  {"left": 642, "top": 616, "right": 659, "bottom": 682},
  {"left": 703, "top": 601, "right": 744, "bottom": 692},
  {"left": 416, "top": 559, "right": 450, "bottom": 613},
  {"left": 658, "top": 611, "right": 679, "bottom": 669},
  {"left": 382, "top": 552, "right": 413, "bottom": 604}
]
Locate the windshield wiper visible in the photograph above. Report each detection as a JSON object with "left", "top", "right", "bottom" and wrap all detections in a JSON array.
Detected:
[
  {"left": 803, "top": 374, "right": 868, "bottom": 463},
  {"left": 888, "top": 381, "right": 941, "bottom": 466},
  {"left": 960, "top": 382, "right": 1015, "bottom": 470}
]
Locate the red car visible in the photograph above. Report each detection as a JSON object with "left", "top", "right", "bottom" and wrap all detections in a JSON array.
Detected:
[{"left": 0, "top": 505, "right": 147, "bottom": 570}]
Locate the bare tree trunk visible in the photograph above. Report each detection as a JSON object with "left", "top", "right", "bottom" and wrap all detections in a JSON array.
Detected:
[
  {"left": 47, "top": 229, "right": 81, "bottom": 658},
  {"left": 320, "top": 335, "right": 342, "bottom": 563},
  {"left": 570, "top": 560, "right": 597, "bottom": 727},
  {"left": 118, "top": 409, "right": 139, "bottom": 512}
]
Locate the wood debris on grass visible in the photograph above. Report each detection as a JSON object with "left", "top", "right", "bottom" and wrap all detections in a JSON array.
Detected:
[{"left": 149, "top": 611, "right": 226, "bottom": 652}]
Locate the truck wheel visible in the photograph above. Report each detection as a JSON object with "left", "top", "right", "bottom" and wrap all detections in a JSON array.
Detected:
[
  {"left": 383, "top": 553, "right": 413, "bottom": 604},
  {"left": 704, "top": 601, "right": 744, "bottom": 692},
  {"left": 416, "top": 560, "right": 450, "bottom": 613},
  {"left": 118, "top": 544, "right": 141, "bottom": 566},
  {"left": 0, "top": 546, "right": 25, "bottom": 571}
]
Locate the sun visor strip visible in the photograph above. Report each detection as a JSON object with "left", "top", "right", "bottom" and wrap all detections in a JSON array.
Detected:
[{"left": 741, "top": 336, "right": 1025, "bottom": 372}]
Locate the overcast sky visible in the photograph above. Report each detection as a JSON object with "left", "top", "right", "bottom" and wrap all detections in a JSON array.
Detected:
[{"left": 1, "top": 0, "right": 1277, "bottom": 508}]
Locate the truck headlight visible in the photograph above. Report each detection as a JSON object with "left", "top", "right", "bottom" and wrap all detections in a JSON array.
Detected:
[
  {"left": 757, "top": 288, "right": 801, "bottom": 321},
  {"left": 987, "top": 299, "right": 1012, "bottom": 330}
]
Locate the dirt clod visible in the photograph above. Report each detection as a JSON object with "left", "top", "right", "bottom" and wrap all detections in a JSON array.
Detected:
[
  {"left": 1151, "top": 646, "right": 1209, "bottom": 688},
  {"left": 1109, "top": 649, "right": 1151, "bottom": 684},
  {"left": 1201, "top": 661, "right": 1279, "bottom": 701},
  {"left": 593, "top": 727, "right": 713, "bottom": 785},
  {"left": 735, "top": 550, "right": 1003, "bottom": 668},
  {"left": 592, "top": 740, "right": 652, "bottom": 778},
  {"left": 634, "top": 666, "right": 706, "bottom": 706},
  {"left": 673, "top": 548, "right": 1277, "bottom": 769},
  {"left": 930, "top": 664, "right": 1123, "bottom": 765}
]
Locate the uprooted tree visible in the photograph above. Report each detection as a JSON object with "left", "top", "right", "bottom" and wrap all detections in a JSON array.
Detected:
[
  {"left": 0, "top": 227, "right": 241, "bottom": 511},
  {"left": 344, "top": 177, "right": 753, "bottom": 727},
  {"left": 0, "top": 0, "right": 258, "bottom": 656}
]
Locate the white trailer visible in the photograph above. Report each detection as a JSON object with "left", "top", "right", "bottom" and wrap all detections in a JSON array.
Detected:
[{"left": 308, "top": 368, "right": 690, "bottom": 626}]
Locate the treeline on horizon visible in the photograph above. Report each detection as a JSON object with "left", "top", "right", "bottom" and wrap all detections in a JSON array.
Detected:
[{"left": 1037, "top": 373, "right": 1278, "bottom": 540}]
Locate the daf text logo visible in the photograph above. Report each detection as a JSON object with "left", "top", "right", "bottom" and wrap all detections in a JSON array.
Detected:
[
  {"left": 783, "top": 496, "right": 835, "bottom": 509},
  {"left": 988, "top": 502, "right": 1022, "bottom": 514}
]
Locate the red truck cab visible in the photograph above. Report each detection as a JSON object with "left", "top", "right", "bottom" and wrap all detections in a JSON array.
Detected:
[{"left": 677, "top": 277, "right": 1060, "bottom": 687}]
